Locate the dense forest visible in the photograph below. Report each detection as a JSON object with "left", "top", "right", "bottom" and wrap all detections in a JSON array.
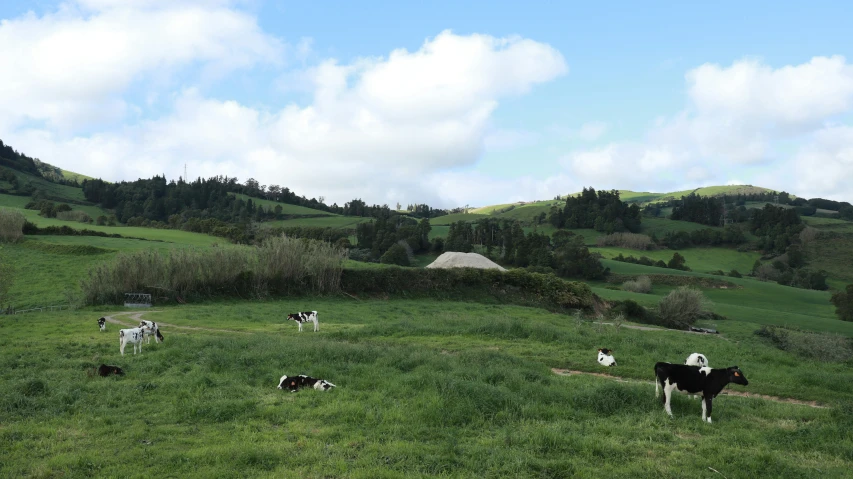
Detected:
[{"left": 547, "top": 188, "right": 642, "bottom": 233}]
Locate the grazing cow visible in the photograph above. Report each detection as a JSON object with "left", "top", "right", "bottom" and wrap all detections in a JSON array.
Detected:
[
  {"left": 98, "top": 317, "right": 106, "bottom": 332},
  {"left": 286, "top": 311, "right": 319, "bottom": 332},
  {"left": 277, "top": 374, "right": 336, "bottom": 392},
  {"left": 684, "top": 353, "right": 710, "bottom": 399},
  {"left": 597, "top": 348, "right": 617, "bottom": 367},
  {"left": 97, "top": 364, "right": 125, "bottom": 376},
  {"left": 654, "top": 362, "right": 749, "bottom": 423},
  {"left": 138, "top": 320, "right": 164, "bottom": 344},
  {"left": 119, "top": 327, "right": 147, "bottom": 355}
]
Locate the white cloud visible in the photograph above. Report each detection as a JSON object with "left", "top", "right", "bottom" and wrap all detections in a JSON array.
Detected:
[
  {"left": 552, "top": 56, "right": 853, "bottom": 199},
  {"left": 0, "top": 0, "right": 283, "bottom": 133},
  {"left": 789, "top": 125, "right": 853, "bottom": 200},
  {"left": 5, "top": 28, "right": 567, "bottom": 208}
]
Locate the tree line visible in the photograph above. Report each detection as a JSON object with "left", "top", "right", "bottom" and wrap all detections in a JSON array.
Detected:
[{"left": 547, "top": 187, "right": 642, "bottom": 233}]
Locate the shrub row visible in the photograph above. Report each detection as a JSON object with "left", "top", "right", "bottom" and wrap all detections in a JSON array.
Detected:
[
  {"left": 754, "top": 325, "right": 853, "bottom": 362},
  {"left": 606, "top": 273, "right": 738, "bottom": 289},
  {"left": 596, "top": 232, "right": 654, "bottom": 250},
  {"left": 80, "top": 236, "right": 346, "bottom": 305},
  {"left": 340, "top": 267, "right": 598, "bottom": 311}
]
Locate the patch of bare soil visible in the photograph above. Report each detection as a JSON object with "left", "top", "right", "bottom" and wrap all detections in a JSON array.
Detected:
[
  {"left": 102, "top": 311, "right": 251, "bottom": 334},
  {"left": 551, "top": 368, "right": 827, "bottom": 408}
]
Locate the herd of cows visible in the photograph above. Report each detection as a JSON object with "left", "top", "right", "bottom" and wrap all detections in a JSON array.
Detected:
[{"left": 94, "top": 312, "right": 749, "bottom": 422}]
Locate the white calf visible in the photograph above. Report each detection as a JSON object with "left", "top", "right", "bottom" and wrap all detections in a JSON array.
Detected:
[
  {"left": 119, "top": 327, "right": 147, "bottom": 355},
  {"left": 684, "top": 353, "right": 710, "bottom": 399},
  {"left": 597, "top": 348, "right": 617, "bottom": 367},
  {"left": 138, "top": 320, "right": 164, "bottom": 344}
]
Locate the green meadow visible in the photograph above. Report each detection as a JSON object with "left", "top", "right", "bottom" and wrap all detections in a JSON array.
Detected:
[{"left": 2, "top": 298, "right": 851, "bottom": 478}]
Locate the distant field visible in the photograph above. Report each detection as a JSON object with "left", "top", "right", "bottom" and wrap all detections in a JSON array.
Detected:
[
  {"left": 261, "top": 216, "right": 372, "bottom": 229},
  {"left": 1, "top": 169, "right": 90, "bottom": 203},
  {"left": 429, "top": 213, "right": 488, "bottom": 225},
  {"left": 229, "top": 193, "right": 335, "bottom": 216},
  {"left": 59, "top": 167, "right": 94, "bottom": 183},
  {"left": 1, "top": 192, "right": 114, "bottom": 221},
  {"left": 639, "top": 217, "right": 724, "bottom": 236},
  {"left": 593, "top": 246, "right": 760, "bottom": 275}
]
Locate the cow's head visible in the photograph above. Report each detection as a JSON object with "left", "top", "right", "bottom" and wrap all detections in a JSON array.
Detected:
[
  {"left": 113, "top": 366, "right": 125, "bottom": 375},
  {"left": 598, "top": 348, "right": 612, "bottom": 355},
  {"left": 277, "top": 375, "right": 300, "bottom": 392},
  {"left": 728, "top": 366, "right": 749, "bottom": 386}
]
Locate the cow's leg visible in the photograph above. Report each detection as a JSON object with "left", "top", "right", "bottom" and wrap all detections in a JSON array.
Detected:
[
  {"left": 298, "top": 322, "right": 303, "bottom": 332},
  {"left": 663, "top": 383, "right": 674, "bottom": 417},
  {"left": 120, "top": 341, "right": 125, "bottom": 356},
  {"left": 655, "top": 376, "right": 660, "bottom": 398},
  {"left": 314, "top": 319, "right": 318, "bottom": 332},
  {"left": 703, "top": 397, "right": 713, "bottom": 423}
]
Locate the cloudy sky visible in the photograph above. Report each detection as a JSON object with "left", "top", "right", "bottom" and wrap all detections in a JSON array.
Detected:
[{"left": 1, "top": 0, "right": 851, "bottom": 208}]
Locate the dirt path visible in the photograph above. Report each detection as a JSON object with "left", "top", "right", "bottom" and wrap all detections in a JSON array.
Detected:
[
  {"left": 103, "top": 311, "right": 251, "bottom": 334},
  {"left": 551, "top": 368, "right": 828, "bottom": 409},
  {"left": 593, "top": 321, "right": 726, "bottom": 337}
]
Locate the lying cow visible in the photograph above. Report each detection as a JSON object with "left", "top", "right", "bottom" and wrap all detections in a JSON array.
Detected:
[
  {"left": 286, "top": 311, "right": 319, "bottom": 332},
  {"left": 138, "top": 320, "right": 164, "bottom": 343},
  {"left": 98, "top": 317, "right": 106, "bottom": 332},
  {"left": 98, "top": 364, "right": 125, "bottom": 376},
  {"left": 277, "top": 374, "right": 336, "bottom": 392},
  {"left": 597, "top": 348, "right": 617, "bottom": 367},
  {"left": 119, "top": 327, "right": 147, "bottom": 355},
  {"left": 654, "top": 362, "right": 748, "bottom": 423}
]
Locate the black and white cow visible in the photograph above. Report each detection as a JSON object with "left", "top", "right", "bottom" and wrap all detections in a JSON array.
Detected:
[
  {"left": 98, "top": 317, "right": 106, "bottom": 332},
  {"left": 597, "top": 348, "right": 617, "bottom": 367},
  {"left": 119, "top": 327, "right": 147, "bottom": 355},
  {"left": 286, "top": 311, "right": 319, "bottom": 332},
  {"left": 654, "top": 362, "right": 749, "bottom": 423},
  {"left": 97, "top": 364, "right": 125, "bottom": 376},
  {"left": 277, "top": 374, "right": 336, "bottom": 392},
  {"left": 138, "top": 320, "right": 164, "bottom": 344}
]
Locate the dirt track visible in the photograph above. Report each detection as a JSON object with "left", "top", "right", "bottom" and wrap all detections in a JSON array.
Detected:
[
  {"left": 551, "top": 368, "right": 827, "bottom": 408},
  {"left": 102, "top": 311, "right": 251, "bottom": 334}
]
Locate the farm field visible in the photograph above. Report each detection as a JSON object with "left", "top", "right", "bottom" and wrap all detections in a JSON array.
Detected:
[
  {"left": 261, "top": 216, "right": 372, "bottom": 229},
  {"left": 229, "top": 193, "right": 335, "bottom": 216},
  {"left": 1, "top": 299, "right": 851, "bottom": 478},
  {"left": 591, "top": 246, "right": 761, "bottom": 275}
]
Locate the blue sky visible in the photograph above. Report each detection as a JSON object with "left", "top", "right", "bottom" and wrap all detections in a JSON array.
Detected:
[{"left": 1, "top": 0, "right": 851, "bottom": 207}]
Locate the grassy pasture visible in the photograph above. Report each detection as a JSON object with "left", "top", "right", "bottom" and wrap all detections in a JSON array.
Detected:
[
  {"left": 428, "top": 213, "right": 488, "bottom": 225},
  {"left": 1, "top": 300, "right": 851, "bottom": 478},
  {"left": 592, "top": 246, "right": 760, "bottom": 275},
  {"left": 230, "top": 193, "right": 335, "bottom": 216},
  {"left": 262, "top": 216, "right": 372, "bottom": 229}
]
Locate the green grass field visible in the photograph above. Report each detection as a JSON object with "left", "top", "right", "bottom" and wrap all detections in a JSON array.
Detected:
[
  {"left": 1, "top": 299, "right": 851, "bottom": 477},
  {"left": 262, "top": 216, "right": 372, "bottom": 229},
  {"left": 230, "top": 193, "right": 336, "bottom": 216},
  {"left": 592, "top": 246, "right": 760, "bottom": 275}
]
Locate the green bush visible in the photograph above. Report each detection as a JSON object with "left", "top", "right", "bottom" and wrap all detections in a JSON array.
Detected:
[
  {"left": 622, "top": 275, "right": 652, "bottom": 294},
  {"left": 341, "top": 267, "right": 597, "bottom": 311},
  {"left": 0, "top": 208, "right": 26, "bottom": 243},
  {"left": 380, "top": 244, "right": 411, "bottom": 266},
  {"left": 755, "top": 325, "right": 853, "bottom": 362},
  {"left": 728, "top": 269, "right": 742, "bottom": 278},
  {"left": 656, "top": 286, "right": 710, "bottom": 330}
]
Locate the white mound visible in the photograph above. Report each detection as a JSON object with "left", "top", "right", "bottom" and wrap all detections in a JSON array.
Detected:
[{"left": 425, "top": 252, "right": 507, "bottom": 271}]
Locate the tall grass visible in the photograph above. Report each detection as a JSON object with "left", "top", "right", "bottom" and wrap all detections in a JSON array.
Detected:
[
  {"left": 596, "top": 232, "right": 654, "bottom": 250},
  {"left": 56, "top": 210, "right": 92, "bottom": 223},
  {"left": 80, "top": 235, "right": 346, "bottom": 305},
  {"left": 622, "top": 275, "right": 652, "bottom": 293},
  {"left": 0, "top": 207, "right": 25, "bottom": 243}
]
